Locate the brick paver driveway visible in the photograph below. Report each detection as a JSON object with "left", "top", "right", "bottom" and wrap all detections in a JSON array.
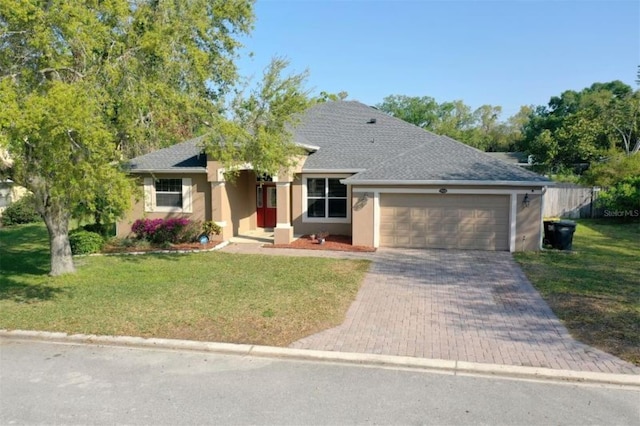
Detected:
[{"left": 290, "top": 248, "right": 639, "bottom": 374}]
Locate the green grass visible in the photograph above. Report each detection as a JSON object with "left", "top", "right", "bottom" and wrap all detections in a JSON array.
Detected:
[
  {"left": 0, "top": 223, "right": 370, "bottom": 346},
  {"left": 514, "top": 219, "right": 640, "bottom": 365}
]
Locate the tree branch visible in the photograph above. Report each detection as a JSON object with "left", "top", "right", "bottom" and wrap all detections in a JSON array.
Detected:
[{"left": 39, "top": 67, "right": 85, "bottom": 80}]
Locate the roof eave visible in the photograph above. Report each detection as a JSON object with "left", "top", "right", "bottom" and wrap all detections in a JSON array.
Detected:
[
  {"left": 129, "top": 168, "right": 208, "bottom": 174},
  {"left": 340, "top": 179, "right": 553, "bottom": 187},
  {"left": 296, "top": 142, "right": 320, "bottom": 152},
  {"left": 302, "top": 168, "right": 366, "bottom": 174}
]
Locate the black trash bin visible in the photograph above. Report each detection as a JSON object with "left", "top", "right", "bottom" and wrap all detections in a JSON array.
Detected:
[
  {"left": 543, "top": 221, "right": 557, "bottom": 247},
  {"left": 554, "top": 220, "right": 577, "bottom": 250}
]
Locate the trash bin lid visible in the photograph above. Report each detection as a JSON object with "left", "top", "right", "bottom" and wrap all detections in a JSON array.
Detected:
[{"left": 556, "top": 220, "right": 577, "bottom": 228}]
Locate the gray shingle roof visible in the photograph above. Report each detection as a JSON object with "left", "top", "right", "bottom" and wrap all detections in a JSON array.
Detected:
[
  {"left": 296, "top": 101, "right": 549, "bottom": 184},
  {"left": 127, "top": 136, "right": 207, "bottom": 172},
  {"left": 343, "top": 135, "right": 548, "bottom": 183},
  {"left": 126, "top": 101, "right": 550, "bottom": 184},
  {"left": 294, "top": 101, "right": 443, "bottom": 171}
]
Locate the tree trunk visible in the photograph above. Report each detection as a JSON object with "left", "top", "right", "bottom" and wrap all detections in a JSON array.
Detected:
[{"left": 43, "top": 204, "right": 75, "bottom": 276}]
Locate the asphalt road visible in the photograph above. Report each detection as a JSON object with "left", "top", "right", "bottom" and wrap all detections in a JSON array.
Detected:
[{"left": 1, "top": 338, "right": 638, "bottom": 425}]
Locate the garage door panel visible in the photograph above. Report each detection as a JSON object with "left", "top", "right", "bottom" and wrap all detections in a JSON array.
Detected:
[
  {"left": 410, "top": 222, "right": 427, "bottom": 232},
  {"left": 410, "top": 209, "right": 427, "bottom": 219},
  {"left": 380, "top": 194, "right": 510, "bottom": 251}
]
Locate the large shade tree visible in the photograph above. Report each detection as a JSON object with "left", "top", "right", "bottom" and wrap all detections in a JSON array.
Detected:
[
  {"left": 0, "top": 0, "right": 254, "bottom": 275},
  {"left": 377, "top": 95, "right": 523, "bottom": 151},
  {"left": 519, "top": 80, "right": 639, "bottom": 172}
]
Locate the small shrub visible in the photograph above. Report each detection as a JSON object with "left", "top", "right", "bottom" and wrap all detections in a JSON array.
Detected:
[
  {"left": 180, "top": 220, "right": 202, "bottom": 243},
  {"left": 1, "top": 194, "right": 40, "bottom": 226},
  {"left": 131, "top": 218, "right": 164, "bottom": 240},
  {"left": 597, "top": 175, "right": 640, "bottom": 215},
  {"left": 202, "top": 221, "right": 222, "bottom": 237},
  {"left": 69, "top": 230, "right": 104, "bottom": 255},
  {"left": 82, "top": 223, "right": 115, "bottom": 238},
  {"left": 131, "top": 217, "right": 194, "bottom": 245}
]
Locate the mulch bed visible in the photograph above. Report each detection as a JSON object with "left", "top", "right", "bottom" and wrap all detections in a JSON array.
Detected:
[
  {"left": 267, "top": 235, "right": 376, "bottom": 252},
  {"left": 102, "top": 240, "right": 223, "bottom": 254}
]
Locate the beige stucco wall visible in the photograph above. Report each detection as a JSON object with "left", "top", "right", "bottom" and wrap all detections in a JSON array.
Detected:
[
  {"left": 515, "top": 193, "right": 543, "bottom": 251},
  {"left": 351, "top": 191, "right": 375, "bottom": 246},
  {"left": 116, "top": 173, "right": 211, "bottom": 238},
  {"left": 226, "top": 170, "right": 257, "bottom": 235}
]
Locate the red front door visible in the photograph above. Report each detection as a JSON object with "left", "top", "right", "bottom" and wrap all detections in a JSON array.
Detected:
[{"left": 256, "top": 184, "right": 277, "bottom": 228}]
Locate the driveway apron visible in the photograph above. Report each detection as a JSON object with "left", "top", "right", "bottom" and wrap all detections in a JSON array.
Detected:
[{"left": 290, "top": 248, "right": 639, "bottom": 375}]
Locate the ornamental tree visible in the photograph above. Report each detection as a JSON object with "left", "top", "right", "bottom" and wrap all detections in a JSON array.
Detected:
[
  {"left": 0, "top": 0, "right": 254, "bottom": 275},
  {"left": 203, "top": 57, "right": 313, "bottom": 179}
]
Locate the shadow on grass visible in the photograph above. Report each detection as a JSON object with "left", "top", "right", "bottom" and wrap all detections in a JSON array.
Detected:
[
  {"left": 107, "top": 251, "right": 196, "bottom": 264},
  {"left": 0, "top": 276, "right": 65, "bottom": 303},
  {"left": 0, "top": 223, "right": 50, "bottom": 275}
]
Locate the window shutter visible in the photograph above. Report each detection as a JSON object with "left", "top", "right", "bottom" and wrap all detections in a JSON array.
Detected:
[
  {"left": 143, "top": 177, "right": 155, "bottom": 212},
  {"left": 182, "top": 178, "right": 192, "bottom": 213}
]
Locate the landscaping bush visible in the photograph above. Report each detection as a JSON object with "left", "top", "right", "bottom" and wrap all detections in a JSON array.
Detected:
[
  {"left": 131, "top": 218, "right": 164, "bottom": 240},
  {"left": 69, "top": 230, "right": 104, "bottom": 255},
  {"left": 597, "top": 175, "right": 640, "bottom": 216},
  {"left": 131, "top": 218, "right": 197, "bottom": 244},
  {"left": 1, "top": 194, "right": 40, "bottom": 226},
  {"left": 583, "top": 154, "right": 640, "bottom": 219},
  {"left": 202, "top": 221, "right": 222, "bottom": 237},
  {"left": 82, "top": 222, "right": 115, "bottom": 238}
]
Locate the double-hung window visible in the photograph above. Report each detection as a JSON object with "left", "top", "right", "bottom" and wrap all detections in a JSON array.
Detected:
[
  {"left": 143, "top": 177, "right": 192, "bottom": 213},
  {"left": 155, "top": 178, "right": 183, "bottom": 208},
  {"left": 304, "top": 176, "right": 349, "bottom": 222}
]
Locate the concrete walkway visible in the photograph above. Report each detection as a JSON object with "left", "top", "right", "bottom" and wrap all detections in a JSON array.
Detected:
[{"left": 221, "top": 244, "right": 639, "bottom": 374}]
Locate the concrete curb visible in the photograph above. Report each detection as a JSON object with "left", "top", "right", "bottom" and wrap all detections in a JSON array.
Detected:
[{"left": 2, "top": 330, "right": 638, "bottom": 388}]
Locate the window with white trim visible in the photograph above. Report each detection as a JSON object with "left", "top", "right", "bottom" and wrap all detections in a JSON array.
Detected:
[
  {"left": 143, "top": 177, "right": 192, "bottom": 213},
  {"left": 305, "top": 177, "right": 348, "bottom": 221},
  {"left": 155, "top": 178, "right": 183, "bottom": 208}
]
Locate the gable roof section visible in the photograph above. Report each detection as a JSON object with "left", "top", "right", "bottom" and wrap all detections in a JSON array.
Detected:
[
  {"left": 127, "top": 136, "right": 207, "bottom": 173},
  {"left": 295, "top": 101, "right": 442, "bottom": 171},
  {"left": 295, "top": 101, "right": 549, "bottom": 185},
  {"left": 343, "top": 135, "right": 549, "bottom": 184}
]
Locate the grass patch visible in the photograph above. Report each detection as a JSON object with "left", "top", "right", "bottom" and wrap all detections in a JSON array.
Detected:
[
  {"left": 0, "top": 223, "right": 369, "bottom": 346},
  {"left": 514, "top": 219, "right": 640, "bottom": 365}
]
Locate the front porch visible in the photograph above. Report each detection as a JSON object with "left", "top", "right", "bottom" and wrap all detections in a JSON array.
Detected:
[
  {"left": 208, "top": 165, "right": 297, "bottom": 245},
  {"left": 230, "top": 228, "right": 276, "bottom": 244}
]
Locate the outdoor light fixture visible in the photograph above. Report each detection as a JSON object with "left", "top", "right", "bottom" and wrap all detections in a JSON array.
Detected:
[{"left": 522, "top": 193, "right": 530, "bottom": 208}]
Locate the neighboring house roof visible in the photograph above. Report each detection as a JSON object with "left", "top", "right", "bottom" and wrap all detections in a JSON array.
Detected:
[
  {"left": 126, "top": 101, "right": 550, "bottom": 185},
  {"left": 486, "top": 152, "right": 531, "bottom": 164},
  {"left": 127, "top": 136, "right": 207, "bottom": 173}
]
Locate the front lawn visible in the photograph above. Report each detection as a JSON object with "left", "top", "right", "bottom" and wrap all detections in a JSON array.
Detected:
[
  {"left": 514, "top": 219, "right": 640, "bottom": 365},
  {"left": 0, "top": 223, "right": 369, "bottom": 346}
]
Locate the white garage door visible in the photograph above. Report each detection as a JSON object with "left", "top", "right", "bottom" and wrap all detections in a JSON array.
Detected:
[{"left": 380, "top": 194, "right": 510, "bottom": 250}]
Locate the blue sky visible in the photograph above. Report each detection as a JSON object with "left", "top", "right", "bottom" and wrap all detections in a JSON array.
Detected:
[{"left": 236, "top": 0, "right": 639, "bottom": 119}]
